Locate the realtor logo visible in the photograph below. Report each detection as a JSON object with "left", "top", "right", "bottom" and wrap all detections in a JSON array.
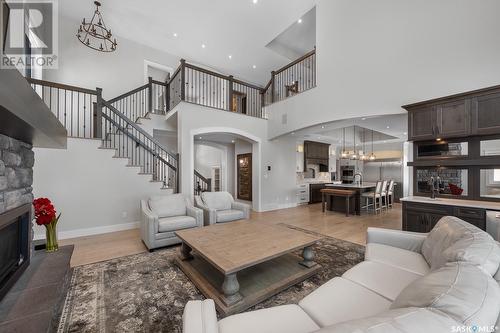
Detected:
[{"left": 1, "top": 0, "right": 58, "bottom": 69}]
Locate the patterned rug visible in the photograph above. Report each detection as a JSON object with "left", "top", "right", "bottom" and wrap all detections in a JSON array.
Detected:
[{"left": 57, "top": 227, "right": 365, "bottom": 333}]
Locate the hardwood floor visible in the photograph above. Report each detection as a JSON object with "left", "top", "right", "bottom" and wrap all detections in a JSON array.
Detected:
[{"left": 60, "top": 203, "right": 402, "bottom": 267}]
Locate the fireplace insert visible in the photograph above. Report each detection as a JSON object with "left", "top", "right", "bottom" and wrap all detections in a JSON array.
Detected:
[{"left": 0, "top": 204, "right": 31, "bottom": 301}]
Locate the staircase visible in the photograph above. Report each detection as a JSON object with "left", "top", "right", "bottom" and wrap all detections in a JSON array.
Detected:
[{"left": 27, "top": 78, "right": 180, "bottom": 191}]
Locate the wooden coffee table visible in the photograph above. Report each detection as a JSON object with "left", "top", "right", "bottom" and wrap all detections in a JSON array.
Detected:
[{"left": 175, "top": 221, "right": 322, "bottom": 316}]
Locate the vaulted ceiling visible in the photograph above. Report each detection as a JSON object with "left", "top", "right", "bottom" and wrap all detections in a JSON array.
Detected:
[{"left": 60, "top": 0, "right": 317, "bottom": 85}]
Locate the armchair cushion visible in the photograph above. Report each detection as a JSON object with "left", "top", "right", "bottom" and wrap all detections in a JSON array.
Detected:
[
  {"left": 149, "top": 194, "right": 187, "bottom": 218},
  {"left": 218, "top": 304, "right": 319, "bottom": 333},
  {"left": 391, "top": 262, "right": 500, "bottom": 328},
  {"left": 201, "top": 192, "right": 233, "bottom": 210},
  {"left": 422, "top": 216, "right": 500, "bottom": 275},
  {"left": 216, "top": 210, "right": 244, "bottom": 223},
  {"left": 231, "top": 201, "right": 251, "bottom": 219},
  {"left": 365, "top": 243, "right": 430, "bottom": 275},
  {"left": 158, "top": 216, "right": 197, "bottom": 233}
]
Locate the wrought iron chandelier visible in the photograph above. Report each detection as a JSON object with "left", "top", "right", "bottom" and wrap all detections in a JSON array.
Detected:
[{"left": 77, "top": 1, "right": 117, "bottom": 52}]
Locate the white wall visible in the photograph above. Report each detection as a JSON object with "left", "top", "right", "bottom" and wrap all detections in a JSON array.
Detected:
[
  {"left": 32, "top": 138, "right": 171, "bottom": 239},
  {"left": 267, "top": 0, "right": 500, "bottom": 138},
  {"left": 175, "top": 102, "right": 298, "bottom": 212},
  {"left": 43, "top": 15, "right": 180, "bottom": 99}
]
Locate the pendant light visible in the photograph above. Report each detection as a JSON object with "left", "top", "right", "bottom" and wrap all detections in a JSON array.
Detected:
[
  {"left": 341, "top": 128, "right": 348, "bottom": 158},
  {"left": 351, "top": 126, "right": 358, "bottom": 160},
  {"left": 360, "top": 128, "right": 367, "bottom": 160},
  {"left": 369, "top": 129, "right": 376, "bottom": 160}
]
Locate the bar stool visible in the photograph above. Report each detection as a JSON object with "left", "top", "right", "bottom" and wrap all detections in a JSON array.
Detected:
[
  {"left": 387, "top": 180, "right": 395, "bottom": 208},
  {"left": 361, "top": 181, "right": 383, "bottom": 214},
  {"left": 380, "top": 180, "right": 388, "bottom": 212}
]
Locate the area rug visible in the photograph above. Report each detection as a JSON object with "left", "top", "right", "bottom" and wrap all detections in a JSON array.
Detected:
[{"left": 57, "top": 227, "right": 365, "bottom": 333}]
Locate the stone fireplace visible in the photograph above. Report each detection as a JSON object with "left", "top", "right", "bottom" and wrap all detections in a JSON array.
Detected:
[{"left": 0, "top": 134, "right": 34, "bottom": 300}]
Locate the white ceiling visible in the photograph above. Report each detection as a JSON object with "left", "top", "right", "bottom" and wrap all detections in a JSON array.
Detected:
[
  {"left": 289, "top": 113, "right": 408, "bottom": 145},
  {"left": 266, "top": 7, "right": 316, "bottom": 61},
  {"left": 60, "top": 0, "right": 317, "bottom": 85}
]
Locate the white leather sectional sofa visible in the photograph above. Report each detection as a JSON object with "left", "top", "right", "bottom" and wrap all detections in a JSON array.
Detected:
[{"left": 182, "top": 216, "right": 500, "bottom": 333}]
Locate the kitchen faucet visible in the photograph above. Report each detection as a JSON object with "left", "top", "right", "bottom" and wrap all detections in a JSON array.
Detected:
[
  {"left": 354, "top": 172, "right": 363, "bottom": 185},
  {"left": 430, "top": 176, "right": 441, "bottom": 199}
]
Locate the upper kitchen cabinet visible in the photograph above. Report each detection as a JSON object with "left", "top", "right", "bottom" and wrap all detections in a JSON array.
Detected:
[
  {"left": 404, "top": 85, "right": 500, "bottom": 142},
  {"left": 471, "top": 91, "right": 500, "bottom": 135},
  {"left": 408, "top": 106, "right": 436, "bottom": 141}
]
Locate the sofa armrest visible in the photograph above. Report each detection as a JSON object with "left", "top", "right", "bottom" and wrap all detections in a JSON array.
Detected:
[
  {"left": 231, "top": 201, "right": 251, "bottom": 219},
  {"left": 367, "top": 227, "right": 428, "bottom": 253},
  {"left": 140, "top": 200, "right": 159, "bottom": 250},
  {"left": 195, "top": 202, "right": 217, "bottom": 226},
  {"left": 187, "top": 205, "right": 204, "bottom": 227},
  {"left": 183, "top": 300, "right": 219, "bottom": 333}
]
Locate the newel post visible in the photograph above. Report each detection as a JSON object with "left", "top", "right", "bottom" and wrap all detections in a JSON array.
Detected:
[
  {"left": 180, "top": 59, "right": 186, "bottom": 101},
  {"left": 228, "top": 75, "right": 234, "bottom": 112},
  {"left": 165, "top": 72, "right": 171, "bottom": 112},
  {"left": 93, "top": 87, "right": 103, "bottom": 138},
  {"left": 148, "top": 76, "right": 153, "bottom": 113},
  {"left": 271, "top": 71, "right": 276, "bottom": 103}
]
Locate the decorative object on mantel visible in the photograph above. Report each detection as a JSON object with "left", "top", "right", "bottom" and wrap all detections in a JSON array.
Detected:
[
  {"left": 77, "top": 1, "right": 117, "bottom": 52},
  {"left": 33, "top": 198, "right": 61, "bottom": 252}
]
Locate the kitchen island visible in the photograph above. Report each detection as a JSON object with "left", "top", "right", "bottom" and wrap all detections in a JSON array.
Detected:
[{"left": 323, "top": 182, "right": 377, "bottom": 215}]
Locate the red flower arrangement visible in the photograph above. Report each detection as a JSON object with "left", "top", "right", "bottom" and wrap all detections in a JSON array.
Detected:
[
  {"left": 33, "top": 198, "right": 61, "bottom": 252},
  {"left": 33, "top": 198, "right": 57, "bottom": 225}
]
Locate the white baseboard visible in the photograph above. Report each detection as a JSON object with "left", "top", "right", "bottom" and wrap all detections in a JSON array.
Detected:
[{"left": 33, "top": 221, "right": 140, "bottom": 241}]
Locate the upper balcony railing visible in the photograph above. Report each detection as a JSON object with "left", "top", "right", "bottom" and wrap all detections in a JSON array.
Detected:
[
  {"left": 167, "top": 49, "right": 316, "bottom": 119},
  {"left": 263, "top": 48, "right": 316, "bottom": 106}
]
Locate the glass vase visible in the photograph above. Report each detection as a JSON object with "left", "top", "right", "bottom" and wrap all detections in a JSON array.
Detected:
[{"left": 45, "top": 223, "right": 59, "bottom": 252}]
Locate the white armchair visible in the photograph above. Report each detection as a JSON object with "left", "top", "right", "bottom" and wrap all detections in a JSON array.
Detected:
[
  {"left": 194, "top": 191, "right": 250, "bottom": 226},
  {"left": 140, "top": 193, "right": 203, "bottom": 251}
]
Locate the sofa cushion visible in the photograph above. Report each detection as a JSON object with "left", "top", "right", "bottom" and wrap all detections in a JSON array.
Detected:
[
  {"left": 365, "top": 243, "right": 430, "bottom": 275},
  {"left": 201, "top": 192, "right": 233, "bottom": 210},
  {"left": 149, "top": 194, "right": 187, "bottom": 218},
  {"left": 216, "top": 209, "right": 244, "bottom": 223},
  {"left": 421, "top": 216, "right": 500, "bottom": 275},
  {"left": 158, "top": 216, "right": 197, "bottom": 233},
  {"left": 218, "top": 304, "right": 320, "bottom": 333},
  {"left": 299, "top": 277, "right": 391, "bottom": 327},
  {"left": 391, "top": 262, "right": 500, "bottom": 327},
  {"left": 314, "top": 307, "right": 459, "bottom": 333},
  {"left": 342, "top": 261, "right": 421, "bottom": 301}
]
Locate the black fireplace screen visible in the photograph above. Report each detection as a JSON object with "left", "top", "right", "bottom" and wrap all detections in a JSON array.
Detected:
[{"left": 0, "top": 220, "right": 21, "bottom": 283}]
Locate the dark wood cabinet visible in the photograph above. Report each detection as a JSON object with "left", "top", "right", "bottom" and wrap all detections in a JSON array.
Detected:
[
  {"left": 403, "top": 201, "right": 486, "bottom": 232},
  {"left": 408, "top": 106, "right": 436, "bottom": 141},
  {"left": 309, "top": 183, "right": 327, "bottom": 204},
  {"left": 404, "top": 85, "right": 500, "bottom": 141},
  {"left": 436, "top": 99, "right": 470, "bottom": 138},
  {"left": 471, "top": 91, "right": 500, "bottom": 135}
]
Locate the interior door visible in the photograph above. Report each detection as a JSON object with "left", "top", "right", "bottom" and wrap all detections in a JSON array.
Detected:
[{"left": 237, "top": 153, "right": 252, "bottom": 201}]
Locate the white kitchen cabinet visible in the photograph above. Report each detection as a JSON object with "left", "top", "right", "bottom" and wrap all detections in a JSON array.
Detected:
[{"left": 296, "top": 184, "right": 309, "bottom": 204}]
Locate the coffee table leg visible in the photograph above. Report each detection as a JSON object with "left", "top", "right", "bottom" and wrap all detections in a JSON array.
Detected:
[
  {"left": 179, "top": 242, "right": 193, "bottom": 260},
  {"left": 222, "top": 273, "right": 242, "bottom": 305},
  {"left": 299, "top": 246, "right": 317, "bottom": 268}
]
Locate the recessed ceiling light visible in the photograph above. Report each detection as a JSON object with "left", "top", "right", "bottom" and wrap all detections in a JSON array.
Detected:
[
  {"left": 321, "top": 125, "right": 325, "bottom": 129},
  {"left": 386, "top": 126, "right": 390, "bottom": 129},
  {"left": 291, "top": 132, "right": 295, "bottom": 135},
  {"left": 298, "top": 18, "right": 302, "bottom": 23},
  {"left": 173, "top": 33, "right": 178, "bottom": 37},
  {"left": 252, "top": 0, "right": 258, "bottom": 3},
  {"left": 201, "top": 44, "right": 206, "bottom": 48},
  {"left": 231, "top": 140, "right": 235, "bottom": 143},
  {"left": 228, "top": 55, "right": 232, "bottom": 59},
  {"left": 361, "top": 117, "right": 366, "bottom": 120},
  {"left": 252, "top": 65, "right": 257, "bottom": 69},
  {"left": 403, "top": 132, "right": 407, "bottom": 135}
]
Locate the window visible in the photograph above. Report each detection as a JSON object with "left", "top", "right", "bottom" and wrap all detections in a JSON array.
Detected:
[{"left": 480, "top": 168, "right": 500, "bottom": 199}]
